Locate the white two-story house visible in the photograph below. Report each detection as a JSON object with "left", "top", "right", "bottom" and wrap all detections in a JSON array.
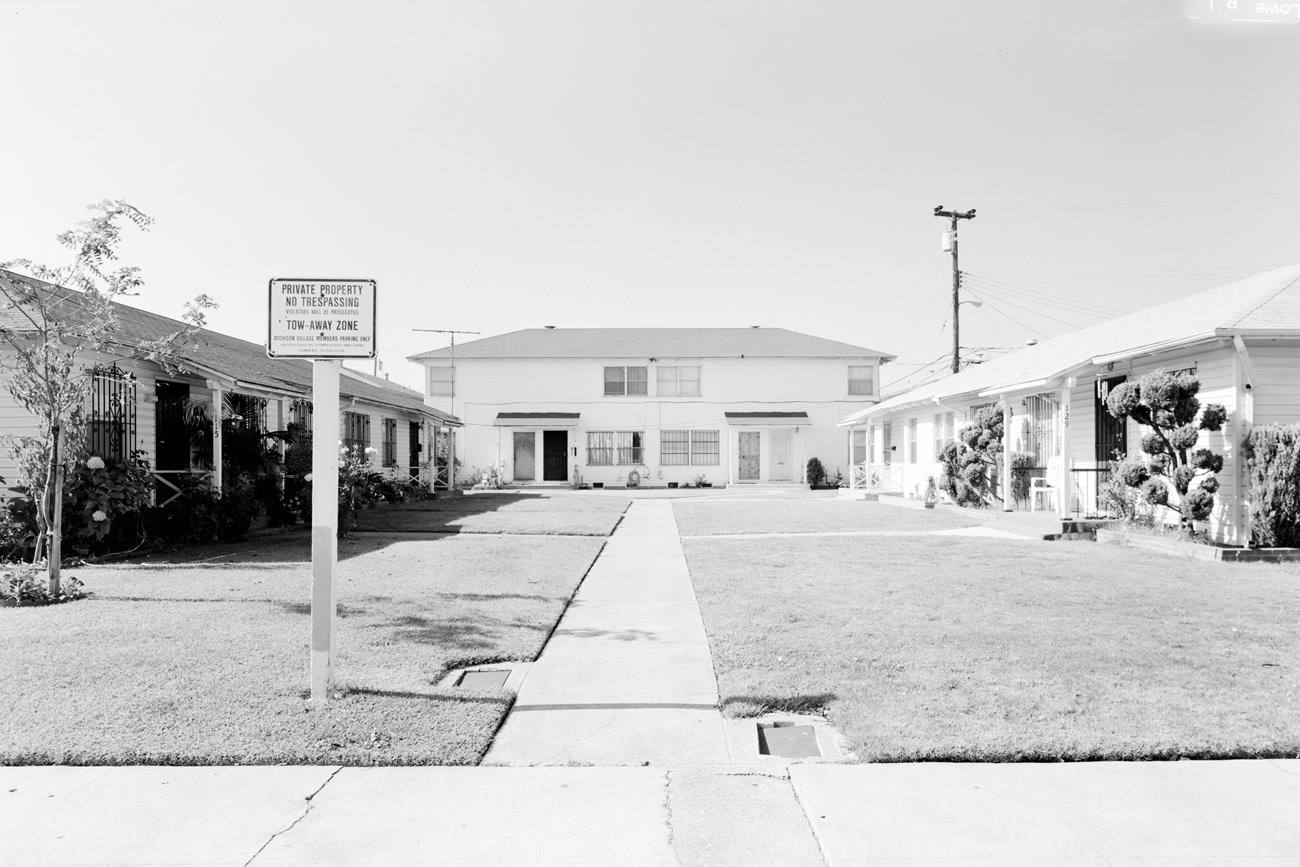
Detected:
[{"left": 409, "top": 327, "right": 893, "bottom": 488}]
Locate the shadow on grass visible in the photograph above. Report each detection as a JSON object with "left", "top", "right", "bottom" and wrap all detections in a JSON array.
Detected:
[
  {"left": 342, "top": 686, "right": 515, "bottom": 707},
  {"left": 721, "top": 692, "right": 838, "bottom": 718}
]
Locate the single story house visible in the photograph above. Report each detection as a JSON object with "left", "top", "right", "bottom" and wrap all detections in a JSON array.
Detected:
[
  {"left": 409, "top": 327, "right": 894, "bottom": 488},
  {"left": 838, "top": 261, "right": 1300, "bottom": 546},
  {"left": 0, "top": 268, "right": 460, "bottom": 501}
]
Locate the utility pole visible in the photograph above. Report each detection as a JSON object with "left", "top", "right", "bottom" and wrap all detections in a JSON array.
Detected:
[{"left": 934, "top": 205, "right": 977, "bottom": 373}]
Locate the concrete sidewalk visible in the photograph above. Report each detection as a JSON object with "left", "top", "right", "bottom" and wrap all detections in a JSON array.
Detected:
[
  {"left": 483, "top": 499, "right": 731, "bottom": 767},
  {"left": 5, "top": 760, "right": 1300, "bottom": 865}
]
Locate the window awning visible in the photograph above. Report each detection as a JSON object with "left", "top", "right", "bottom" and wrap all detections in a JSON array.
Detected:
[
  {"left": 724, "top": 411, "right": 809, "bottom": 426},
  {"left": 493, "top": 412, "right": 581, "bottom": 427}
]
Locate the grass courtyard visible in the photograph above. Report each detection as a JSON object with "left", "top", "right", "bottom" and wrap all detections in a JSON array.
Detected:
[
  {"left": 0, "top": 530, "right": 607, "bottom": 766},
  {"left": 680, "top": 513, "right": 1300, "bottom": 762}
]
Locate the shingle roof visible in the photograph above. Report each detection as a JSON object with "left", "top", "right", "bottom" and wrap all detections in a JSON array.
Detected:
[
  {"left": 0, "top": 269, "right": 458, "bottom": 425},
  {"left": 408, "top": 327, "right": 894, "bottom": 361},
  {"left": 841, "top": 261, "right": 1300, "bottom": 425}
]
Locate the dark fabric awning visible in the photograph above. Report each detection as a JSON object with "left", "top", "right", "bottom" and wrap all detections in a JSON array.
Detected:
[
  {"left": 493, "top": 412, "right": 581, "bottom": 427},
  {"left": 723, "top": 411, "right": 810, "bottom": 425}
]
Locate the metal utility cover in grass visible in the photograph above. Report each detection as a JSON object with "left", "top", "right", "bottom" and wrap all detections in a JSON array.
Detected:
[
  {"left": 757, "top": 722, "right": 821, "bottom": 758},
  {"left": 457, "top": 669, "right": 511, "bottom": 689}
]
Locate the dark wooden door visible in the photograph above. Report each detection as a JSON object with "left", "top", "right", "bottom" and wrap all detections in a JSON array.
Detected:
[
  {"left": 155, "top": 381, "right": 191, "bottom": 470},
  {"left": 409, "top": 421, "right": 421, "bottom": 476},
  {"left": 543, "top": 430, "right": 568, "bottom": 482},
  {"left": 1095, "top": 375, "right": 1128, "bottom": 462}
]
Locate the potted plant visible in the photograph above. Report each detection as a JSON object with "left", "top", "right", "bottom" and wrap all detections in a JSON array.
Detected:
[{"left": 923, "top": 476, "right": 938, "bottom": 509}]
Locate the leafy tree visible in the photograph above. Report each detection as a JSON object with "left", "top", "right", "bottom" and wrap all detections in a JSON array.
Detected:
[
  {"left": 0, "top": 200, "right": 216, "bottom": 592},
  {"left": 1104, "top": 370, "right": 1227, "bottom": 532},
  {"left": 938, "top": 405, "right": 1005, "bottom": 508}
]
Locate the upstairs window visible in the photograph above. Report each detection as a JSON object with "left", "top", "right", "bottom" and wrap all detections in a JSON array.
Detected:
[
  {"left": 604, "top": 366, "right": 648, "bottom": 396},
  {"left": 428, "top": 366, "right": 454, "bottom": 397},
  {"left": 657, "top": 366, "right": 701, "bottom": 397},
  {"left": 848, "top": 366, "right": 874, "bottom": 396}
]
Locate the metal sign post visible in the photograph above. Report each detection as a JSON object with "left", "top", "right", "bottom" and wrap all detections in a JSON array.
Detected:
[{"left": 267, "top": 278, "right": 376, "bottom": 703}]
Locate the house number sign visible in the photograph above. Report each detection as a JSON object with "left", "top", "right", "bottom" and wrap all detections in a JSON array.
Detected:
[{"left": 267, "top": 278, "right": 376, "bottom": 359}]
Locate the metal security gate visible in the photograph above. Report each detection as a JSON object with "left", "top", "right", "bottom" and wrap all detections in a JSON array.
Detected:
[{"left": 89, "top": 364, "right": 137, "bottom": 460}]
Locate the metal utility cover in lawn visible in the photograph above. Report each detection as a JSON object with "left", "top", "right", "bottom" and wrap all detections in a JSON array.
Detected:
[
  {"left": 457, "top": 670, "right": 511, "bottom": 689},
  {"left": 267, "top": 278, "right": 376, "bottom": 358},
  {"left": 758, "top": 723, "right": 821, "bottom": 758}
]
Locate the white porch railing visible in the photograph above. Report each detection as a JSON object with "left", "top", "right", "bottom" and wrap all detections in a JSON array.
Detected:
[{"left": 152, "top": 469, "right": 214, "bottom": 507}]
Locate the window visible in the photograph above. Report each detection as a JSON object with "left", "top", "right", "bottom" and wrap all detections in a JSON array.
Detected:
[
  {"left": 428, "top": 366, "right": 454, "bottom": 397},
  {"left": 382, "top": 418, "right": 397, "bottom": 467},
  {"left": 587, "top": 431, "right": 614, "bottom": 466},
  {"left": 617, "top": 431, "right": 644, "bottom": 464},
  {"left": 661, "top": 430, "right": 690, "bottom": 466},
  {"left": 290, "top": 399, "right": 313, "bottom": 428},
  {"left": 907, "top": 417, "right": 918, "bottom": 463},
  {"left": 689, "top": 430, "right": 719, "bottom": 465},
  {"left": 934, "top": 411, "right": 954, "bottom": 459},
  {"left": 226, "top": 393, "right": 267, "bottom": 433},
  {"left": 657, "top": 366, "right": 700, "bottom": 396},
  {"left": 343, "top": 411, "right": 370, "bottom": 455},
  {"left": 661, "top": 430, "right": 719, "bottom": 466},
  {"left": 848, "top": 366, "right": 874, "bottom": 396},
  {"left": 88, "top": 364, "right": 137, "bottom": 460},
  {"left": 604, "top": 366, "right": 648, "bottom": 396},
  {"left": 852, "top": 429, "right": 867, "bottom": 465}
]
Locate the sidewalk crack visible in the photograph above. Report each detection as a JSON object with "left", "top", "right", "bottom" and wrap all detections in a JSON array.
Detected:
[
  {"left": 663, "top": 769, "right": 684, "bottom": 866},
  {"left": 242, "top": 766, "right": 343, "bottom": 866}
]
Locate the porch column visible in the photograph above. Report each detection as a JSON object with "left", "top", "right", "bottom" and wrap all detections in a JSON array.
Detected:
[
  {"left": 1000, "top": 397, "right": 1012, "bottom": 511},
  {"left": 1234, "top": 348, "right": 1254, "bottom": 547},
  {"left": 275, "top": 398, "right": 286, "bottom": 494},
  {"left": 211, "top": 383, "right": 224, "bottom": 495},
  {"left": 448, "top": 427, "right": 457, "bottom": 490},
  {"left": 847, "top": 427, "right": 857, "bottom": 490},
  {"left": 428, "top": 424, "right": 439, "bottom": 493},
  {"left": 1058, "top": 384, "right": 1073, "bottom": 518}
]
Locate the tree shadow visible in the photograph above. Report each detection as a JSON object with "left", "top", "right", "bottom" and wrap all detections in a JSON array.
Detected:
[{"left": 553, "top": 627, "right": 664, "bottom": 642}]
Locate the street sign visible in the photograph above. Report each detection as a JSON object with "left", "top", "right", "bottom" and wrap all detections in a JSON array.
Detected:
[{"left": 267, "top": 278, "right": 376, "bottom": 358}]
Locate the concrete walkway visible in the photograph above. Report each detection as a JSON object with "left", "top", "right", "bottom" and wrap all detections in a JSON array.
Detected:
[{"left": 484, "top": 499, "right": 731, "bottom": 766}]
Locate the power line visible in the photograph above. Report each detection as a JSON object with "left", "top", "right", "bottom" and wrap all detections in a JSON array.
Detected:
[
  {"left": 962, "top": 273, "right": 1125, "bottom": 317},
  {"left": 962, "top": 278, "right": 1121, "bottom": 322}
]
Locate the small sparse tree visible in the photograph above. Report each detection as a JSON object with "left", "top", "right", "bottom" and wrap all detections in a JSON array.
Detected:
[
  {"left": 938, "top": 405, "right": 1005, "bottom": 508},
  {"left": 0, "top": 200, "right": 216, "bottom": 592},
  {"left": 1104, "top": 370, "right": 1227, "bottom": 533}
]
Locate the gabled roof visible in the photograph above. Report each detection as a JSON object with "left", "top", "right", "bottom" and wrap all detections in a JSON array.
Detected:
[
  {"left": 841, "top": 261, "right": 1300, "bottom": 426},
  {"left": 0, "top": 269, "right": 458, "bottom": 426},
  {"left": 408, "top": 327, "right": 894, "bottom": 362}
]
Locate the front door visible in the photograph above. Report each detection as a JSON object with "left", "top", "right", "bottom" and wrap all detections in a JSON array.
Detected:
[
  {"left": 770, "top": 430, "right": 793, "bottom": 481},
  {"left": 155, "top": 381, "right": 190, "bottom": 471},
  {"left": 409, "top": 421, "right": 422, "bottom": 477},
  {"left": 1095, "top": 376, "right": 1128, "bottom": 463},
  {"left": 513, "top": 431, "right": 536, "bottom": 482},
  {"left": 738, "top": 431, "right": 761, "bottom": 481},
  {"left": 543, "top": 430, "right": 568, "bottom": 482}
]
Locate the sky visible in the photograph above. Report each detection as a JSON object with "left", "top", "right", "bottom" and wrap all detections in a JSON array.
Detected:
[{"left": 2, "top": 0, "right": 1297, "bottom": 393}]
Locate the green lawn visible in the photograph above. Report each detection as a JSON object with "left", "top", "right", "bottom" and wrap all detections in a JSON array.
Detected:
[
  {"left": 353, "top": 493, "right": 630, "bottom": 535},
  {"left": 683, "top": 533, "right": 1300, "bottom": 761},
  {"left": 0, "top": 533, "right": 605, "bottom": 766},
  {"left": 672, "top": 498, "right": 981, "bottom": 536}
]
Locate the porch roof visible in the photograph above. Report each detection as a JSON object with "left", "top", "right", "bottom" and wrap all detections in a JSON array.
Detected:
[
  {"left": 725, "top": 411, "right": 809, "bottom": 425},
  {"left": 839, "top": 261, "right": 1300, "bottom": 426},
  {"left": 493, "top": 412, "right": 581, "bottom": 427}
]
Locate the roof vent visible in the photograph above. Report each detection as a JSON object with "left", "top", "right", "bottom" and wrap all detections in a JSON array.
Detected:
[
  {"left": 750, "top": 325, "right": 760, "bottom": 328},
  {"left": 545, "top": 325, "right": 556, "bottom": 329},
  {"left": 1026, "top": 338, "right": 1038, "bottom": 346}
]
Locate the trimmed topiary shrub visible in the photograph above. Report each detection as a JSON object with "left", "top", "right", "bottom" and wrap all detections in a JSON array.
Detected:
[
  {"left": 1243, "top": 423, "right": 1300, "bottom": 548},
  {"left": 1104, "top": 369, "right": 1226, "bottom": 533},
  {"left": 938, "top": 405, "right": 1005, "bottom": 508}
]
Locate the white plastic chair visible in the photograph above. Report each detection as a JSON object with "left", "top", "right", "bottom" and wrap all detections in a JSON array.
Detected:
[{"left": 1030, "top": 456, "right": 1063, "bottom": 513}]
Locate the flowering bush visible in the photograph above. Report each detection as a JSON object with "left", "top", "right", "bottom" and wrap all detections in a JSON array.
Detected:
[{"left": 66, "top": 452, "right": 154, "bottom": 546}]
